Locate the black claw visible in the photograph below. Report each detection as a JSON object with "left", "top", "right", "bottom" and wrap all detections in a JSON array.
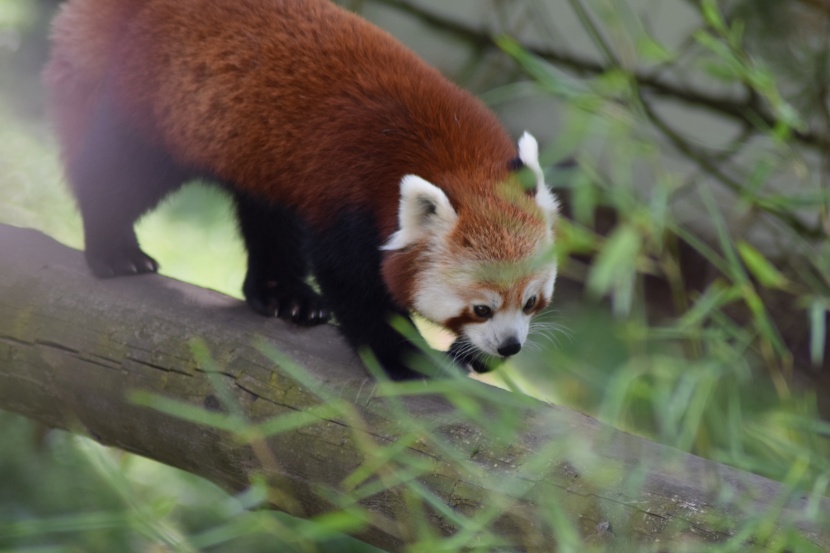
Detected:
[
  {"left": 244, "top": 277, "right": 329, "bottom": 327},
  {"left": 86, "top": 248, "right": 159, "bottom": 279},
  {"left": 316, "top": 309, "right": 331, "bottom": 324}
]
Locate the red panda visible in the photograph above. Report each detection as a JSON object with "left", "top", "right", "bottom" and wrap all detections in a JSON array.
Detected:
[{"left": 43, "top": 0, "right": 559, "bottom": 379}]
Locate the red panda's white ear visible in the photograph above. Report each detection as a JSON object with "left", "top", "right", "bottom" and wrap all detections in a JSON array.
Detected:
[
  {"left": 381, "top": 175, "right": 458, "bottom": 251},
  {"left": 518, "top": 132, "right": 559, "bottom": 227}
]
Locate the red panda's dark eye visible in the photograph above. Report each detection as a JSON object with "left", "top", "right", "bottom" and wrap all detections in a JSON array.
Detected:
[
  {"left": 473, "top": 305, "right": 493, "bottom": 319},
  {"left": 523, "top": 296, "right": 537, "bottom": 313}
]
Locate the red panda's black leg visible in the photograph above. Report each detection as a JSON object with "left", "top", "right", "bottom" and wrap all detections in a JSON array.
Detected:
[
  {"left": 234, "top": 193, "right": 330, "bottom": 326},
  {"left": 68, "top": 92, "right": 187, "bottom": 278},
  {"left": 309, "top": 211, "right": 436, "bottom": 380}
]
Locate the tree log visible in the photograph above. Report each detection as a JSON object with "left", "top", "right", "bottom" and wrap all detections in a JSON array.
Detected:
[{"left": 0, "top": 223, "right": 827, "bottom": 552}]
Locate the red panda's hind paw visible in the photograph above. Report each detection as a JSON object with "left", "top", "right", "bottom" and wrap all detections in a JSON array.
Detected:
[
  {"left": 85, "top": 248, "right": 159, "bottom": 279},
  {"left": 245, "top": 282, "right": 330, "bottom": 326}
]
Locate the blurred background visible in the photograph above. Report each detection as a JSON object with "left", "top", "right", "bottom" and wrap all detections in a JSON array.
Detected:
[{"left": 2, "top": 0, "right": 830, "bottom": 551}]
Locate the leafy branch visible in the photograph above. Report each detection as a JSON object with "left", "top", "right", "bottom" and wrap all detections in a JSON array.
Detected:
[{"left": 369, "top": 0, "right": 830, "bottom": 150}]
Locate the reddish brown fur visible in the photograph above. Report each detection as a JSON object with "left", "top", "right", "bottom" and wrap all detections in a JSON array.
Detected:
[
  {"left": 449, "top": 194, "right": 547, "bottom": 263},
  {"left": 382, "top": 244, "right": 426, "bottom": 309},
  {"left": 44, "top": 1, "right": 144, "bottom": 165},
  {"left": 444, "top": 309, "right": 480, "bottom": 335},
  {"left": 44, "top": 0, "right": 518, "bottom": 240},
  {"left": 43, "top": 0, "right": 556, "bottom": 378}
]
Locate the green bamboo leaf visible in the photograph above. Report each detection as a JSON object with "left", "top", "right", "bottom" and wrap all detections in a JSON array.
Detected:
[
  {"left": 587, "top": 224, "right": 641, "bottom": 315},
  {"left": 304, "top": 510, "right": 371, "bottom": 538},
  {"left": 130, "top": 390, "right": 246, "bottom": 433},
  {"left": 496, "top": 35, "right": 584, "bottom": 99},
  {"left": 736, "top": 241, "right": 788, "bottom": 289},
  {"left": 677, "top": 281, "right": 742, "bottom": 331},
  {"left": 571, "top": 169, "right": 598, "bottom": 227},
  {"left": 556, "top": 219, "right": 597, "bottom": 255},
  {"left": 701, "top": 0, "right": 727, "bottom": 34},
  {"left": 637, "top": 35, "right": 674, "bottom": 63},
  {"left": 809, "top": 300, "right": 828, "bottom": 368},
  {"left": 701, "top": 189, "right": 747, "bottom": 285}
]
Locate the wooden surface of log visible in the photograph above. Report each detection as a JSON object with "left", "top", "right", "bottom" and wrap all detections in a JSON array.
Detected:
[{"left": 0, "top": 223, "right": 827, "bottom": 552}]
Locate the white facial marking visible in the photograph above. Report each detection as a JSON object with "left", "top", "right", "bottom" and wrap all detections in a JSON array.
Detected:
[
  {"left": 381, "top": 174, "right": 457, "bottom": 251},
  {"left": 464, "top": 308, "right": 530, "bottom": 357},
  {"left": 540, "top": 265, "right": 557, "bottom": 299},
  {"left": 413, "top": 277, "right": 466, "bottom": 322},
  {"left": 458, "top": 264, "right": 559, "bottom": 357}
]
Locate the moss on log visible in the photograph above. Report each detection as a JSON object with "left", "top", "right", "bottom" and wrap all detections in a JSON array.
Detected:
[{"left": 0, "top": 224, "right": 827, "bottom": 552}]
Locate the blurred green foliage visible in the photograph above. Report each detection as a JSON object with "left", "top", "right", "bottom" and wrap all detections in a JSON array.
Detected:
[
  {"left": 2, "top": 0, "right": 830, "bottom": 551},
  {"left": 0, "top": 412, "right": 382, "bottom": 552}
]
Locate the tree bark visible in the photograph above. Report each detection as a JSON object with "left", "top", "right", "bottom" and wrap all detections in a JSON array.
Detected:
[{"left": 0, "top": 223, "right": 827, "bottom": 552}]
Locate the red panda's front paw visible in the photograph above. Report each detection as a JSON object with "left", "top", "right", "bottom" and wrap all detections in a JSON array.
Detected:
[
  {"left": 244, "top": 280, "right": 330, "bottom": 326},
  {"left": 85, "top": 248, "right": 159, "bottom": 279}
]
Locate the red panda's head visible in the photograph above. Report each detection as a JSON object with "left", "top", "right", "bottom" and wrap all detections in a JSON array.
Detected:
[{"left": 381, "top": 132, "right": 559, "bottom": 371}]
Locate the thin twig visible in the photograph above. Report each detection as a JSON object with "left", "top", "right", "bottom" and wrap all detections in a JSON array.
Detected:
[
  {"left": 565, "top": 0, "right": 620, "bottom": 67},
  {"left": 369, "top": 0, "right": 830, "bottom": 150},
  {"left": 639, "top": 96, "right": 824, "bottom": 239}
]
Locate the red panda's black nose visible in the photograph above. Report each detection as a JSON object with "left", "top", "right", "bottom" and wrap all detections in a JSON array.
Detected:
[{"left": 497, "top": 338, "right": 522, "bottom": 357}]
